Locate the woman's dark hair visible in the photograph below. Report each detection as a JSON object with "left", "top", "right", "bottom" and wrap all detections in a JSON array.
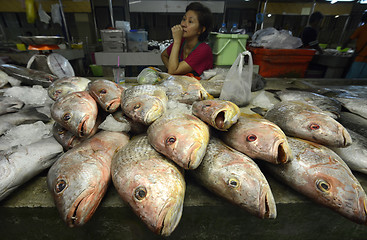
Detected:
[
  {"left": 309, "top": 11, "right": 324, "bottom": 24},
  {"left": 186, "top": 2, "right": 213, "bottom": 42}
]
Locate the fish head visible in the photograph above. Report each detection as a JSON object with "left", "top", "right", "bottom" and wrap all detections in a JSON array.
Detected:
[
  {"left": 88, "top": 79, "right": 123, "bottom": 113},
  {"left": 209, "top": 147, "right": 277, "bottom": 218},
  {"left": 122, "top": 95, "right": 166, "bottom": 125},
  {"left": 230, "top": 118, "right": 292, "bottom": 164},
  {"left": 192, "top": 100, "right": 240, "bottom": 130},
  {"left": 116, "top": 159, "right": 185, "bottom": 236},
  {"left": 51, "top": 91, "right": 98, "bottom": 137},
  {"left": 301, "top": 149, "right": 367, "bottom": 224},
  {"left": 47, "top": 156, "right": 110, "bottom": 227},
  {"left": 294, "top": 112, "right": 352, "bottom": 147},
  {"left": 148, "top": 114, "right": 209, "bottom": 169},
  {"left": 52, "top": 122, "right": 82, "bottom": 150}
]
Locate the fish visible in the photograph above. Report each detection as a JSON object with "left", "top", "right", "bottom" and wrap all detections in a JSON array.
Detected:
[
  {"left": 191, "top": 137, "right": 277, "bottom": 219},
  {"left": 147, "top": 112, "right": 210, "bottom": 169},
  {"left": 263, "top": 101, "right": 352, "bottom": 148},
  {"left": 52, "top": 116, "right": 102, "bottom": 151},
  {"left": 274, "top": 89, "right": 342, "bottom": 119},
  {"left": 0, "top": 64, "right": 58, "bottom": 87},
  {"left": 48, "top": 76, "right": 91, "bottom": 101},
  {"left": 159, "top": 74, "right": 210, "bottom": 104},
  {"left": 220, "top": 114, "right": 292, "bottom": 164},
  {"left": 0, "top": 95, "right": 24, "bottom": 115},
  {"left": 338, "top": 111, "right": 367, "bottom": 139},
  {"left": 112, "top": 110, "right": 148, "bottom": 134},
  {"left": 0, "top": 69, "right": 9, "bottom": 88},
  {"left": 331, "top": 129, "right": 367, "bottom": 175},
  {"left": 0, "top": 107, "right": 50, "bottom": 135},
  {"left": 88, "top": 79, "right": 123, "bottom": 113},
  {"left": 51, "top": 91, "right": 98, "bottom": 138},
  {"left": 335, "top": 96, "right": 367, "bottom": 120},
  {"left": 260, "top": 137, "right": 367, "bottom": 225},
  {"left": 52, "top": 122, "right": 84, "bottom": 151},
  {"left": 0, "top": 137, "right": 63, "bottom": 201},
  {"left": 47, "top": 131, "right": 129, "bottom": 227},
  {"left": 121, "top": 85, "right": 167, "bottom": 125},
  {"left": 192, "top": 99, "right": 240, "bottom": 131},
  {"left": 111, "top": 135, "right": 185, "bottom": 236}
]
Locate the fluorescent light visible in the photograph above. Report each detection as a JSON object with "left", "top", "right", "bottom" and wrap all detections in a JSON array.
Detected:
[
  {"left": 335, "top": 15, "right": 340, "bottom": 18},
  {"left": 326, "top": 0, "right": 355, "bottom": 3},
  {"left": 267, "top": 14, "right": 272, "bottom": 17}
]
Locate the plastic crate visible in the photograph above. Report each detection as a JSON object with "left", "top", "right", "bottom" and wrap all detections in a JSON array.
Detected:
[
  {"left": 248, "top": 47, "right": 316, "bottom": 78},
  {"left": 209, "top": 33, "right": 249, "bottom": 65}
]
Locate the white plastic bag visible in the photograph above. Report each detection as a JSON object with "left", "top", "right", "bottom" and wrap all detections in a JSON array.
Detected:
[{"left": 219, "top": 51, "right": 253, "bottom": 107}]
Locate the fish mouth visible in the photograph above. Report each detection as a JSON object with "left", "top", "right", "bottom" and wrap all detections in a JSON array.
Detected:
[
  {"left": 259, "top": 191, "right": 277, "bottom": 219},
  {"left": 157, "top": 197, "right": 184, "bottom": 236},
  {"left": 188, "top": 142, "right": 205, "bottom": 169},
  {"left": 66, "top": 189, "right": 98, "bottom": 227},
  {"left": 78, "top": 116, "right": 88, "bottom": 137},
  {"left": 106, "top": 99, "right": 120, "bottom": 112},
  {"left": 342, "top": 128, "right": 352, "bottom": 147},
  {"left": 276, "top": 142, "right": 289, "bottom": 164},
  {"left": 144, "top": 99, "right": 163, "bottom": 124},
  {"left": 214, "top": 110, "right": 226, "bottom": 130}
]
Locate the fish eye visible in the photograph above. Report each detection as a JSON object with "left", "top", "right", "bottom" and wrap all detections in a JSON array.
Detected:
[
  {"left": 246, "top": 134, "right": 257, "bottom": 142},
  {"left": 63, "top": 113, "right": 71, "bottom": 121},
  {"left": 55, "top": 179, "right": 67, "bottom": 193},
  {"left": 228, "top": 178, "right": 240, "bottom": 189},
  {"left": 316, "top": 179, "right": 330, "bottom": 192},
  {"left": 165, "top": 136, "right": 176, "bottom": 145},
  {"left": 309, "top": 123, "right": 320, "bottom": 130},
  {"left": 55, "top": 90, "right": 62, "bottom": 94},
  {"left": 99, "top": 89, "right": 107, "bottom": 94},
  {"left": 57, "top": 128, "right": 66, "bottom": 135},
  {"left": 133, "top": 104, "right": 141, "bottom": 110},
  {"left": 134, "top": 186, "right": 147, "bottom": 201}
]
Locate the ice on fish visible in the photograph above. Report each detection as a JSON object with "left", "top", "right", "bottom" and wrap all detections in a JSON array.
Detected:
[
  {"left": 98, "top": 114, "right": 131, "bottom": 132},
  {"left": 4, "top": 85, "right": 51, "bottom": 106},
  {"left": 0, "top": 121, "right": 53, "bottom": 151},
  {"left": 250, "top": 90, "right": 280, "bottom": 109},
  {"left": 166, "top": 99, "right": 192, "bottom": 115},
  {"left": 0, "top": 69, "right": 8, "bottom": 88}
]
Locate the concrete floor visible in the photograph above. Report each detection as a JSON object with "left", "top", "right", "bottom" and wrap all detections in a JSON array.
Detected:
[{"left": 1, "top": 78, "right": 367, "bottom": 239}]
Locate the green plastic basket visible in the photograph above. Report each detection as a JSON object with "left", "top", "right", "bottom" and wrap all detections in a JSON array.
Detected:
[
  {"left": 90, "top": 65, "right": 103, "bottom": 77},
  {"left": 209, "top": 33, "right": 249, "bottom": 66}
]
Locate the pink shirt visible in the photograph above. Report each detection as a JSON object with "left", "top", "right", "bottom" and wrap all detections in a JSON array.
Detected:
[{"left": 166, "top": 40, "right": 213, "bottom": 76}]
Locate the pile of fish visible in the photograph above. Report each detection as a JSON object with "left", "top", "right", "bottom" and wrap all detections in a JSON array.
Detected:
[{"left": 2, "top": 64, "right": 367, "bottom": 236}]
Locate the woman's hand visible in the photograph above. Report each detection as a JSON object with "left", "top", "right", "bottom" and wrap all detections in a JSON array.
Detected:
[{"left": 171, "top": 24, "right": 183, "bottom": 42}]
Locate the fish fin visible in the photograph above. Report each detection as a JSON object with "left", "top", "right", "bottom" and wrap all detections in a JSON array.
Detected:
[{"left": 250, "top": 107, "right": 267, "bottom": 117}]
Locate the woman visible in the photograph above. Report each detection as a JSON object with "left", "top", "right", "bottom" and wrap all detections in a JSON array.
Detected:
[{"left": 161, "top": 2, "right": 213, "bottom": 77}]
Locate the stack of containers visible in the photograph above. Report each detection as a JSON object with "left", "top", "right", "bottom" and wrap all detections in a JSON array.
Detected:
[{"left": 100, "top": 29, "right": 127, "bottom": 52}]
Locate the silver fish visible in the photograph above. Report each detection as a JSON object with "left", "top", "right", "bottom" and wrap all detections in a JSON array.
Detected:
[
  {"left": 47, "top": 131, "right": 129, "bottom": 227},
  {"left": 51, "top": 91, "right": 98, "bottom": 138},
  {"left": 48, "top": 76, "right": 91, "bottom": 101},
  {"left": 111, "top": 135, "right": 185, "bottom": 236},
  {"left": 147, "top": 112, "right": 210, "bottom": 170},
  {"left": 0, "top": 64, "right": 58, "bottom": 87},
  {"left": 264, "top": 101, "right": 352, "bottom": 148},
  {"left": 0, "top": 95, "right": 24, "bottom": 115},
  {"left": 274, "top": 89, "right": 342, "bottom": 119},
  {"left": 336, "top": 96, "right": 367, "bottom": 120},
  {"left": 331, "top": 129, "right": 367, "bottom": 175},
  {"left": 0, "top": 137, "right": 63, "bottom": 201},
  {"left": 121, "top": 85, "right": 167, "bottom": 125},
  {"left": 191, "top": 137, "right": 277, "bottom": 219},
  {"left": 0, "top": 107, "right": 50, "bottom": 135},
  {"left": 262, "top": 137, "right": 367, "bottom": 225}
]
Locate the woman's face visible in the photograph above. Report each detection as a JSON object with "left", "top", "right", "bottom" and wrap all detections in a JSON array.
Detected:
[{"left": 181, "top": 10, "right": 204, "bottom": 39}]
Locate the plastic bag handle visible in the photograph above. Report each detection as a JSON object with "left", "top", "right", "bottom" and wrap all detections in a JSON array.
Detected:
[{"left": 238, "top": 50, "right": 253, "bottom": 75}]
